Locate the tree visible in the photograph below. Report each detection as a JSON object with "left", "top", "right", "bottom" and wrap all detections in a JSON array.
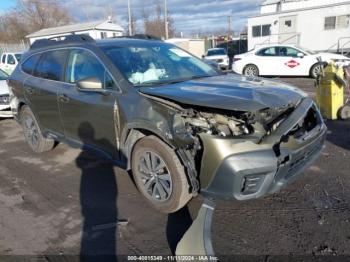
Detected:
[
  {"left": 0, "top": 0, "right": 72, "bottom": 43},
  {"left": 142, "top": 0, "right": 175, "bottom": 39}
]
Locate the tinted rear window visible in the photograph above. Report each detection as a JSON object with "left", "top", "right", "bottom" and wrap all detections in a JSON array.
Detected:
[
  {"left": 34, "top": 50, "right": 67, "bottom": 81},
  {"left": 22, "top": 54, "right": 41, "bottom": 75}
]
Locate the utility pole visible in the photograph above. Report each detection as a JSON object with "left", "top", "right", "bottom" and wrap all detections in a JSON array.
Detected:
[
  {"left": 128, "top": 0, "right": 132, "bottom": 36},
  {"left": 227, "top": 15, "right": 232, "bottom": 40},
  {"left": 164, "top": 0, "right": 169, "bottom": 39}
]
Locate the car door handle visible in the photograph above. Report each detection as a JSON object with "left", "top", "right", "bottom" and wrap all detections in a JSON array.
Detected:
[{"left": 58, "top": 94, "right": 70, "bottom": 103}]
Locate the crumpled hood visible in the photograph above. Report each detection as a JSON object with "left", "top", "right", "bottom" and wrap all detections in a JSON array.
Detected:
[
  {"left": 140, "top": 74, "right": 306, "bottom": 112},
  {"left": 0, "top": 80, "right": 9, "bottom": 96}
]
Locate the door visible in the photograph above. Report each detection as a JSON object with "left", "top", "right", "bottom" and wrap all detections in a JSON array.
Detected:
[
  {"left": 279, "top": 15, "right": 298, "bottom": 44},
  {"left": 59, "top": 49, "right": 119, "bottom": 158},
  {"left": 254, "top": 46, "right": 280, "bottom": 75},
  {"left": 23, "top": 50, "right": 66, "bottom": 135},
  {"left": 276, "top": 46, "right": 306, "bottom": 76}
]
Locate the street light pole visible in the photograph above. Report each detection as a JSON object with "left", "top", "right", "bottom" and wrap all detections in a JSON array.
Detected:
[
  {"left": 164, "top": 0, "right": 169, "bottom": 39},
  {"left": 128, "top": 0, "right": 132, "bottom": 36}
]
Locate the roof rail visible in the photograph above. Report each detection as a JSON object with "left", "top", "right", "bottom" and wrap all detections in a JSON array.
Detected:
[
  {"left": 30, "top": 34, "right": 95, "bottom": 50},
  {"left": 112, "top": 34, "right": 162, "bottom": 41}
]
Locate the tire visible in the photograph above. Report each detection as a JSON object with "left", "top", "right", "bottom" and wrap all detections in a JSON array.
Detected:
[
  {"left": 337, "top": 105, "right": 350, "bottom": 120},
  {"left": 310, "top": 63, "right": 322, "bottom": 79},
  {"left": 20, "top": 106, "right": 55, "bottom": 153},
  {"left": 243, "top": 64, "right": 259, "bottom": 77},
  {"left": 131, "top": 135, "right": 192, "bottom": 213}
]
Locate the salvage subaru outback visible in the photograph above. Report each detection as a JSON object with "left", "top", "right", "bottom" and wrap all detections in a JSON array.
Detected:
[{"left": 8, "top": 35, "right": 326, "bottom": 213}]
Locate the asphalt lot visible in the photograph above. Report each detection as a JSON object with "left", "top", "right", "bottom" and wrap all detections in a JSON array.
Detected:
[{"left": 0, "top": 77, "right": 350, "bottom": 261}]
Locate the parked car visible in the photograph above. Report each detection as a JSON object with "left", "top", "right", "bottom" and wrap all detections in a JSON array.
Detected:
[
  {"left": 233, "top": 44, "right": 350, "bottom": 78},
  {"left": 9, "top": 35, "right": 326, "bottom": 213},
  {"left": 203, "top": 48, "right": 230, "bottom": 70},
  {"left": 0, "top": 69, "right": 12, "bottom": 118},
  {"left": 216, "top": 39, "right": 248, "bottom": 67},
  {"left": 0, "top": 52, "right": 22, "bottom": 75}
]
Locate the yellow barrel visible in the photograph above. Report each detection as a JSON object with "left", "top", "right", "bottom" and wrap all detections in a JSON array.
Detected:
[{"left": 316, "top": 62, "right": 344, "bottom": 120}]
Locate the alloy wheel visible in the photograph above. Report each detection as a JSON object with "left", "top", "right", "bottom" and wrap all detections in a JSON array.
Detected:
[
  {"left": 23, "top": 115, "right": 39, "bottom": 148},
  {"left": 138, "top": 151, "right": 172, "bottom": 202},
  {"left": 245, "top": 65, "right": 258, "bottom": 76}
]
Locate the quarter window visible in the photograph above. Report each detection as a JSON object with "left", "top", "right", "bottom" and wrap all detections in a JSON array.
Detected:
[
  {"left": 34, "top": 50, "right": 67, "bottom": 81},
  {"left": 22, "top": 54, "right": 41, "bottom": 75}
]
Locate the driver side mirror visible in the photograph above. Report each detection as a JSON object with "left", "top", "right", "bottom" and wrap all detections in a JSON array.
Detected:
[
  {"left": 76, "top": 77, "right": 103, "bottom": 91},
  {"left": 297, "top": 52, "right": 305, "bottom": 58}
]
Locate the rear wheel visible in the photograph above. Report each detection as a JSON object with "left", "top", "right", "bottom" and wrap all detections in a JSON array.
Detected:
[
  {"left": 310, "top": 63, "right": 322, "bottom": 79},
  {"left": 20, "top": 106, "right": 55, "bottom": 153},
  {"left": 338, "top": 105, "right": 350, "bottom": 120},
  {"left": 131, "top": 136, "right": 192, "bottom": 213},
  {"left": 243, "top": 64, "right": 259, "bottom": 77}
]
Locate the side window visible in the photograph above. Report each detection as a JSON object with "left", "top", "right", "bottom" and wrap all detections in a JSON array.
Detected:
[
  {"left": 22, "top": 54, "right": 41, "bottom": 75},
  {"left": 7, "top": 55, "right": 16, "bottom": 65},
  {"left": 34, "top": 50, "right": 67, "bottom": 81},
  {"left": 257, "top": 47, "right": 277, "bottom": 56},
  {"left": 66, "top": 49, "right": 105, "bottom": 84},
  {"left": 1, "top": 54, "right": 6, "bottom": 64},
  {"left": 279, "top": 47, "right": 299, "bottom": 57}
]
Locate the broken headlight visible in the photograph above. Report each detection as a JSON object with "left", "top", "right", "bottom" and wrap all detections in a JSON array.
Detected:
[{"left": 174, "top": 109, "right": 253, "bottom": 138}]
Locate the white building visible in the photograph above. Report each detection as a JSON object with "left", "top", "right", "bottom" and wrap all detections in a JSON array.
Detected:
[
  {"left": 165, "top": 38, "right": 206, "bottom": 58},
  {"left": 247, "top": 0, "right": 350, "bottom": 53},
  {"left": 27, "top": 20, "right": 124, "bottom": 44}
]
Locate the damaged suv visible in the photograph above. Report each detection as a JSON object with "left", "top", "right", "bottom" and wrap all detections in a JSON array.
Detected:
[{"left": 9, "top": 35, "right": 327, "bottom": 213}]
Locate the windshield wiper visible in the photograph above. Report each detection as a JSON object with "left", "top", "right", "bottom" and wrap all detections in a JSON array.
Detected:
[{"left": 135, "top": 74, "right": 216, "bottom": 87}]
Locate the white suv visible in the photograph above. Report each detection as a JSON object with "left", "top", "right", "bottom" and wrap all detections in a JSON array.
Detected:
[
  {"left": 0, "top": 69, "right": 12, "bottom": 118},
  {"left": 0, "top": 52, "right": 22, "bottom": 75},
  {"left": 204, "top": 48, "right": 230, "bottom": 70}
]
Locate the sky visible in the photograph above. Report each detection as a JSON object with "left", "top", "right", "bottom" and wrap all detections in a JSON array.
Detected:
[{"left": 0, "top": 0, "right": 262, "bottom": 36}]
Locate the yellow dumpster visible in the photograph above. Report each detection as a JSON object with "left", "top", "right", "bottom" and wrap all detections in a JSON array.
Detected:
[{"left": 316, "top": 62, "right": 345, "bottom": 120}]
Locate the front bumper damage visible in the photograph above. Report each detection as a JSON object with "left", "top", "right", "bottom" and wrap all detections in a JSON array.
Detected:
[{"left": 199, "top": 97, "right": 327, "bottom": 200}]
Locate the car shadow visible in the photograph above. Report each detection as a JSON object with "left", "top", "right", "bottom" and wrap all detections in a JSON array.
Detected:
[
  {"left": 166, "top": 205, "right": 193, "bottom": 255},
  {"left": 76, "top": 122, "right": 118, "bottom": 262},
  {"left": 325, "top": 119, "right": 350, "bottom": 151}
]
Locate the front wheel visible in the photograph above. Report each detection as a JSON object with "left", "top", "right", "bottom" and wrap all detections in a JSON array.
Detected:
[
  {"left": 20, "top": 106, "right": 55, "bottom": 153},
  {"left": 243, "top": 64, "right": 259, "bottom": 77},
  {"left": 131, "top": 136, "right": 192, "bottom": 213}
]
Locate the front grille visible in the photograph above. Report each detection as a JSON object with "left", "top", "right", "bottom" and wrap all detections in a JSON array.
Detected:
[{"left": 0, "top": 94, "right": 10, "bottom": 105}]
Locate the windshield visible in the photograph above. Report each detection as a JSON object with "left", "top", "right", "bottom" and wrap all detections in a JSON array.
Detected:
[
  {"left": 102, "top": 44, "right": 218, "bottom": 87},
  {"left": 15, "top": 53, "right": 22, "bottom": 62},
  {"left": 0, "top": 69, "right": 8, "bottom": 80},
  {"left": 207, "top": 49, "right": 227, "bottom": 56}
]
